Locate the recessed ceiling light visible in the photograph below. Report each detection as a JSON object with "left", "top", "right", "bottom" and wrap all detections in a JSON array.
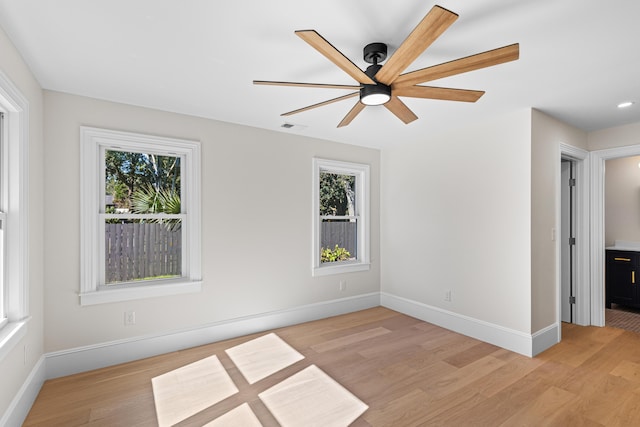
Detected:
[{"left": 618, "top": 101, "right": 635, "bottom": 109}]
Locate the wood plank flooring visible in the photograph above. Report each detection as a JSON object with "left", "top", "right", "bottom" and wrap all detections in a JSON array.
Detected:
[{"left": 23, "top": 307, "right": 640, "bottom": 426}]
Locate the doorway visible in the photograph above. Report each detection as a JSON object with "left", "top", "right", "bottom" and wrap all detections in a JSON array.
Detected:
[
  {"left": 557, "top": 143, "right": 589, "bottom": 329},
  {"left": 601, "top": 155, "right": 640, "bottom": 333},
  {"left": 590, "top": 144, "right": 640, "bottom": 327},
  {"left": 560, "top": 159, "right": 575, "bottom": 323}
]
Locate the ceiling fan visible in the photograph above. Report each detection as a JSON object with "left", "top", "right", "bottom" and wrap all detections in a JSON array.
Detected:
[{"left": 254, "top": 4, "right": 519, "bottom": 128}]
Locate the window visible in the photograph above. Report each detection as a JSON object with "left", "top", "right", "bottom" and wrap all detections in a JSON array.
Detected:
[
  {"left": 0, "top": 111, "right": 5, "bottom": 328},
  {"left": 0, "top": 70, "right": 29, "bottom": 362},
  {"left": 312, "top": 158, "right": 370, "bottom": 276},
  {"left": 80, "top": 127, "right": 201, "bottom": 305}
]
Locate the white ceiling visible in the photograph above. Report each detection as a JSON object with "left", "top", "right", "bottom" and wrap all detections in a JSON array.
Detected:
[{"left": 0, "top": 0, "right": 639, "bottom": 149}]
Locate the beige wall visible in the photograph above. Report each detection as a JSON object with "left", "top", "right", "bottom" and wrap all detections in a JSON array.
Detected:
[
  {"left": 588, "top": 122, "right": 640, "bottom": 247},
  {"left": 605, "top": 156, "right": 640, "bottom": 246},
  {"left": 591, "top": 123, "right": 640, "bottom": 246},
  {"left": 381, "top": 108, "right": 590, "bottom": 335},
  {"left": 43, "top": 90, "right": 380, "bottom": 352},
  {"left": 381, "top": 110, "right": 533, "bottom": 333},
  {"left": 0, "top": 27, "right": 45, "bottom": 418},
  {"left": 588, "top": 121, "right": 640, "bottom": 151},
  {"left": 530, "top": 110, "right": 587, "bottom": 332}
]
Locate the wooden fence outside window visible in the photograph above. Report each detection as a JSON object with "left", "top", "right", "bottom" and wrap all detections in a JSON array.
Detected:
[{"left": 105, "top": 222, "right": 181, "bottom": 284}]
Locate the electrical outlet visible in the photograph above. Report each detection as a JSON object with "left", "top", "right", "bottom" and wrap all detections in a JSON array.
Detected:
[
  {"left": 444, "top": 290, "right": 452, "bottom": 302},
  {"left": 124, "top": 310, "right": 136, "bottom": 326},
  {"left": 339, "top": 280, "right": 347, "bottom": 292}
]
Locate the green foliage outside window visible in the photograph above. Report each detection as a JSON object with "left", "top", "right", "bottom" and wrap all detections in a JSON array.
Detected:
[
  {"left": 321, "top": 245, "right": 351, "bottom": 263},
  {"left": 105, "top": 149, "right": 181, "bottom": 212},
  {"left": 319, "top": 172, "right": 355, "bottom": 216}
]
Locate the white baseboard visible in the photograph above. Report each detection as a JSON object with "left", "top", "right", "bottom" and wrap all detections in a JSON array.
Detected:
[
  {"left": 531, "top": 322, "right": 560, "bottom": 356},
  {"left": 45, "top": 292, "right": 381, "bottom": 379},
  {"left": 0, "top": 355, "right": 46, "bottom": 427},
  {"left": 380, "top": 292, "right": 558, "bottom": 357}
]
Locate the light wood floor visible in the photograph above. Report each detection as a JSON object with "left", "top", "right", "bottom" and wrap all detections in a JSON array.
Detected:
[{"left": 23, "top": 307, "right": 640, "bottom": 426}]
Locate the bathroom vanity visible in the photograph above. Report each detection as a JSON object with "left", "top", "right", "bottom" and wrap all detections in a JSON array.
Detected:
[{"left": 606, "top": 241, "right": 640, "bottom": 309}]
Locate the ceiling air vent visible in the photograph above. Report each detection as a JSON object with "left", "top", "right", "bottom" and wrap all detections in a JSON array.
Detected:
[{"left": 280, "top": 123, "right": 307, "bottom": 131}]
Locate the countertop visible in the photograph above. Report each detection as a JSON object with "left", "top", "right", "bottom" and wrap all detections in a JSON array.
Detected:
[{"left": 606, "top": 240, "right": 640, "bottom": 251}]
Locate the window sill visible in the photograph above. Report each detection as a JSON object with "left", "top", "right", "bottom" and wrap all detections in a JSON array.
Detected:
[
  {"left": 80, "top": 280, "right": 202, "bottom": 306},
  {"left": 313, "top": 262, "right": 370, "bottom": 277},
  {"left": 0, "top": 318, "right": 29, "bottom": 363}
]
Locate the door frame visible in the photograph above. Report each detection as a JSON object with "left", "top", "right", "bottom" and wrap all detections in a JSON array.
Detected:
[
  {"left": 558, "top": 143, "right": 590, "bottom": 330},
  {"left": 590, "top": 143, "right": 640, "bottom": 326}
]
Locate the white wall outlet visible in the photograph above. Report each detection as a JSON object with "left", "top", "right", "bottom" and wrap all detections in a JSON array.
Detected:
[
  {"left": 444, "top": 290, "right": 452, "bottom": 302},
  {"left": 124, "top": 310, "right": 136, "bottom": 326},
  {"left": 339, "top": 280, "right": 347, "bottom": 292}
]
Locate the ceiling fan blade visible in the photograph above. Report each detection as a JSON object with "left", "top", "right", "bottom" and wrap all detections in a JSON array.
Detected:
[
  {"left": 393, "top": 43, "right": 520, "bottom": 87},
  {"left": 253, "top": 80, "right": 361, "bottom": 90},
  {"left": 384, "top": 97, "right": 418, "bottom": 124},
  {"left": 295, "top": 30, "right": 376, "bottom": 85},
  {"left": 375, "top": 5, "right": 458, "bottom": 85},
  {"left": 393, "top": 85, "right": 484, "bottom": 102},
  {"left": 281, "top": 92, "right": 359, "bottom": 116},
  {"left": 338, "top": 101, "right": 366, "bottom": 128}
]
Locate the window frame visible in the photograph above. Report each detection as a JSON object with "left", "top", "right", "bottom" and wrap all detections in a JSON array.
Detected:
[
  {"left": 312, "top": 158, "right": 370, "bottom": 277},
  {"left": 0, "top": 70, "right": 29, "bottom": 362},
  {"left": 80, "top": 127, "right": 202, "bottom": 306}
]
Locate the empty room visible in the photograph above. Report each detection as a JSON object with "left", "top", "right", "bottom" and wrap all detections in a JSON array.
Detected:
[{"left": 2, "top": 1, "right": 640, "bottom": 426}]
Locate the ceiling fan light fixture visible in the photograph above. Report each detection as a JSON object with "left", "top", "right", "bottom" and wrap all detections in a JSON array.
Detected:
[{"left": 360, "top": 84, "right": 391, "bottom": 106}]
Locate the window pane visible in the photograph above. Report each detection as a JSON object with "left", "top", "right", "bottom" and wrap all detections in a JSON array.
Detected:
[
  {"left": 319, "top": 172, "right": 356, "bottom": 216},
  {"left": 105, "top": 219, "right": 182, "bottom": 285},
  {"left": 105, "top": 150, "right": 181, "bottom": 215},
  {"left": 0, "top": 216, "right": 4, "bottom": 318},
  {"left": 320, "top": 218, "right": 357, "bottom": 263},
  {"left": 1, "top": 113, "right": 4, "bottom": 318}
]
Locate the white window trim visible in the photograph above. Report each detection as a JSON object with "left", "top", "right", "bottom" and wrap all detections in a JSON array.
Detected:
[
  {"left": 312, "top": 158, "right": 370, "bottom": 277},
  {"left": 80, "top": 127, "right": 202, "bottom": 306},
  {"left": 0, "top": 70, "right": 30, "bottom": 362}
]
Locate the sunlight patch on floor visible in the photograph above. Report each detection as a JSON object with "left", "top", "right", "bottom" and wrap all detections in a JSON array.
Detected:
[
  {"left": 152, "top": 333, "right": 367, "bottom": 425},
  {"left": 225, "top": 332, "right": 305, "bottom": 384},
  {"left": 151, "top": 354, "right": 239, "bottom": 427},
  {"left": 259, "top": 364, "right": 368, "bottom": 427},
  {"left": 203, "top": 403, "right": 263, "bottom": 427}
]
